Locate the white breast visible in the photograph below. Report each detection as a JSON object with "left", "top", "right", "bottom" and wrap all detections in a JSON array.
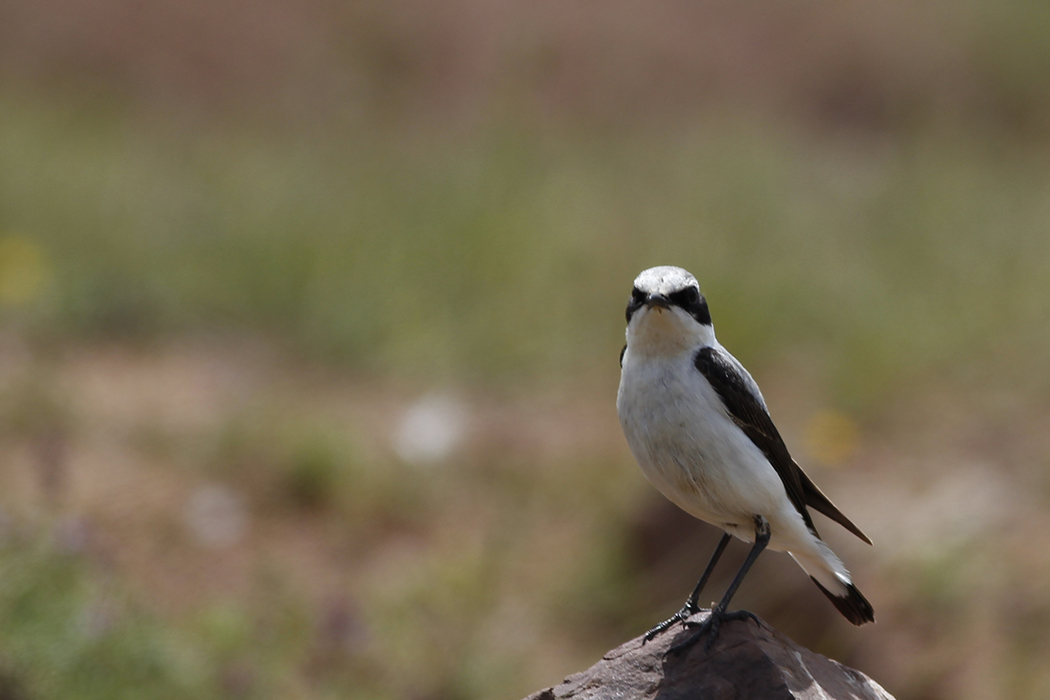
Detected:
[{"left": 617, "top": 345, "right": 787, "bottom": 539}]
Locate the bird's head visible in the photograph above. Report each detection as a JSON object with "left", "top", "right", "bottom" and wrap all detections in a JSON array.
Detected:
[{"left": 625, "top": 266, "right": 714, "bottom": 356}]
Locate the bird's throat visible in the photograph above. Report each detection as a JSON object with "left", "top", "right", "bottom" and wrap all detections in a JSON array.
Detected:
[{"left": 627, "top": 307, "right": 714, "bottom": 358}]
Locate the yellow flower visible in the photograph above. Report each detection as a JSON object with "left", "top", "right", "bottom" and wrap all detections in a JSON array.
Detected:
[
  {"left": 804, "top": 409, "right": 859, "bottom": 467},
  {"left": 0, "top": 235, "right": 51, "bottom": 306}
]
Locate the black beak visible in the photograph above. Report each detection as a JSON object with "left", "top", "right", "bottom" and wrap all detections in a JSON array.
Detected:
[{"left": 646, "top": 293, "right": 671, "bottom": 309}]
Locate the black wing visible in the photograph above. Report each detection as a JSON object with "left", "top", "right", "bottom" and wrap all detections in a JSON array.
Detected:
[{"left": 694, "top": 346, "right": 871, "bottom": 545}]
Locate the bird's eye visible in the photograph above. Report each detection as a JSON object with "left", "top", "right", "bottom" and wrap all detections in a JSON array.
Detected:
[
  {"left": 670, "top": 286, "right": 700, "bottom": 307},
  {"left": 631, "top": 287, "right": 646, "bottom": 303}
]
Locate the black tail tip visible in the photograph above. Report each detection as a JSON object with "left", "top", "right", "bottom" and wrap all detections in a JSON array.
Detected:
[{"left": 811, "top": 577, "right": 875, "bottom": 626}]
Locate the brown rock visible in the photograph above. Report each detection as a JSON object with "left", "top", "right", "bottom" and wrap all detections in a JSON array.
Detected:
[{"left": 523, "top": 612, "right": 893, "bottom": 700}]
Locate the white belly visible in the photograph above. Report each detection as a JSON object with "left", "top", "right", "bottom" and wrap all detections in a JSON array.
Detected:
[{"left": 617, "top": 349, "right": 790, "bottom": 544}]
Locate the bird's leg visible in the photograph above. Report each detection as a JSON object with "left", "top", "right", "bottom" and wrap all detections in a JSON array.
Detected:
[
  {"left": 643, "top": 532, "right": 731, "bottom": 642},
  {"left": 669, "top": 516, "right": 770, "bottom": 654}
]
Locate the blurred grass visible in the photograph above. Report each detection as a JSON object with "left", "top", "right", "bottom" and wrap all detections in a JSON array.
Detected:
[
  {"left": 0, "top": 532, "right": 215, "bottom": 700},
  {"left": 205, "top": 411, "right": 424, "bottom": 529},
  {"left": 2, "top": 92, "right": 1049, "bottom": 410}
]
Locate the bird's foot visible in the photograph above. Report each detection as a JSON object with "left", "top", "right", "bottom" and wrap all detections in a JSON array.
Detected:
[
  {"left": 642, "top": 603, "right": 701, "bottom": 644},
  {"left": 667, "top": 608, "right": 759, "bottom": 655}
]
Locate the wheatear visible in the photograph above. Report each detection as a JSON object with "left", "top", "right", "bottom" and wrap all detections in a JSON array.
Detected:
[{"left": 616, "top": 266, "right": 873, "bottom": 650}]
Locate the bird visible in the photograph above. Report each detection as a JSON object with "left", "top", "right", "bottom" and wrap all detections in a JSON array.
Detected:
[{"left": 616, "top": 265, "right": 874, "bottom": 651}]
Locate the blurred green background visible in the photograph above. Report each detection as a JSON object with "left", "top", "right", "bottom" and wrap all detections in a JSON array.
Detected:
[{"left": 1, "top": 1, "right": 1050, "bottom": 698}]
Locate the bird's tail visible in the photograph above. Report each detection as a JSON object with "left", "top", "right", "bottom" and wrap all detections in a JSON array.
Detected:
[
  {"left": 790, "top": 541, "right": 875, "bottom": 625},
  {"left": 810, "top": 577, "right": 875, "bottom": 625}
]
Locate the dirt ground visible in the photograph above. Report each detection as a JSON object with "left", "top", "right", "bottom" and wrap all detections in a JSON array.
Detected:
[{"left": 1, "top": 337, "right": 1047, "bottom": 699}]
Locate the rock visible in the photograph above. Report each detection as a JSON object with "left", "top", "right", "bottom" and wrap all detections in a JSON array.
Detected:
[{"left": 523, "top": 611, "right": 894, "bottom": 700}]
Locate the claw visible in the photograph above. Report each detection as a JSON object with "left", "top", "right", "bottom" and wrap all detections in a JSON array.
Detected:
[
  {"left": 643, "top": 603, "right": 700, "bottom": 643},
  {"left": 666, "top": 609, "right": 759, "bottom": 655}
]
